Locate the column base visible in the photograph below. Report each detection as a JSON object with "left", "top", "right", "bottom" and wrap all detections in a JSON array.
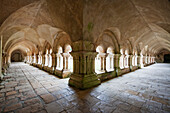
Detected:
[
  {"left": 115, "top": 67, "right": 121, "bottom": 76},
  {"left": 54, "top": 69, "right": 71, "bottom": 78},
  {"left": 69, "top": 73, "right": 101, "bottom": 89},
  {"left": 98, "top": 71, "right": 116, "bottom": 82},
  {"left": 121, "top": 68, "right": 130, "bottom": 75},
  {"left": 130, "top": 66, "right": 138, "bottom": 71}
]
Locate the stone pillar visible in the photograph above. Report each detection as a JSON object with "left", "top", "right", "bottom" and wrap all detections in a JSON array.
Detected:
[
  {"left": 31, "top": 56, "right": 34, "bottom": 64},
  {"left": 5, "top": 54, "right": 9, "bottom": 68},
  {"left": 52, "top": 53, "right": 56, "bottom": 70},
  {"left": 0, "top": 36, "right": 3, "bottom": 80},
  {"left": 137, "top": 55, "right": 141, "bottom": 68},
  {"left": 36, "top": 54, "right": 38, "bottom": 64},
  {"left": 100, "top": 53, "right": 106, "bottom": 72},
  {"left": 114, "top": 54, "right": 121, "bottom": 76},
  {"left": 68, "top": 41, "right": 100, "bottom": 89},
  {"left": 143, "top": 56, "right": 145, "bottom": 66},
  {"left": 147, "top": 55, "right": 150, "bottom": 64},
  {"left": 42, "top": 54, "right": 45, "bottom": 67},
  {"left": 153, "top": 57, "right": 155, "bottom": 63},
  {"left": 61, "top": 53, "right": 66, "bottom": 71},
  {"left": 128, "top": 54, "right": 133, "bottom": 71}
]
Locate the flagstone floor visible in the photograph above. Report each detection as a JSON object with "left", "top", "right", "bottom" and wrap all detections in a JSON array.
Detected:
[{"left": 0, "top": 62, "right": 170, "bottom": 113}]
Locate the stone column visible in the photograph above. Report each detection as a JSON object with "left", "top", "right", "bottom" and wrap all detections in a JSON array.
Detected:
[
  {"left": 5, "top": 54, "right": 9, "bottom": 68},
  {"left": 36, "top": 54, "right": 38, "bottom": 64},
  {"left": 104, "top": 54, "right": 107, "bottom": 72},
  {"left": 0, "top": 36, "right": 3, "bottom": 80},
  {"left": 52, "top": 53, "right": 56, "bottom": 70},
  {"left": 128, "top": 54, "right": 133, "bottom": 71},
  {"left": 143, "top": 56, "right": 145, "bottom": 66},
  {"left": 114, "top": 54, "right": 121, "bottom": 76},
  {"left": 65, "top": 56, "right": 69, "bottom": 70},
  {"left": 61, "top": 53, "right": 66, "bottom": 71},
  {"left": 137, "top": 55, "right": 141, "bottom": 68},
  {"left": 100, "top": 53, "right": 106, "bottom": 72},
  {"left": 147, "top": 55, "right": 150, "bottom": 64},
  {"left": 42, "top": 54, "right": 45, "bottom": 67},
  {"left": 31, "top": 55, "right": 34, "bottom": 64},
  {"left": 68, "top": 41, "right": 100, "bottom": 89},
  {"left": 153, "top": 57, "right": 155, "bottom": 63}
]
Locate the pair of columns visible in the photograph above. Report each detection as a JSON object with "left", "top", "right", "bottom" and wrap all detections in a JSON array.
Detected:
[
  {"left": 128, "top": 54, "right": 142, "bottom": 70},
  {"left": 97, "top": 53, "right": 114, "bottom": 73},
  {"left": 38, "top": 52, "right": 71, "bottom": 72}
]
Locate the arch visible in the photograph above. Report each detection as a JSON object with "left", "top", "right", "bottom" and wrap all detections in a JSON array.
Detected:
[
  {"left": 56, "top": 46, "right": 63, "bottom": 70},
  {"left": 95, "top": 46, "right": 105, "bottom": 74},
  {"left": 11, "top": 49, "right": 25, "bottom": 62},
  {"left": 53, "top": 32, "right": 72, "bottom": 53},
  {"left": 63, "top": 44, "right": 73, "bottom": 72},
  {"left": 119, "top": 48, "right": 125, "bottom": 69},
  {"left": 106, "top": 47, "right": 114, "bottom": 72},
  {"left": 96, "top": 27, "right": 120, "bottom": 54}
]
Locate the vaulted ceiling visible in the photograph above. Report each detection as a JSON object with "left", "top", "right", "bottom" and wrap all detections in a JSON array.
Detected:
[{"left": 0, "top": 0, "right": 169, "bottom": 56}]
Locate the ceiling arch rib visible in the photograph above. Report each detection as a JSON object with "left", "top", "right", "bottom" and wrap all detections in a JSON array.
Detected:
[
  {"left": 7, "top": 40, "right": 37, "bottom": 54},
  {"left": 4, "top": 28, "right": 40, "bottom": 51}
]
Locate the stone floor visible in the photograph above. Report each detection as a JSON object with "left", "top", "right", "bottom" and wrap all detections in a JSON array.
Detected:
[{"left": 0, "top": 63, "right": 170, "bottom": 113}]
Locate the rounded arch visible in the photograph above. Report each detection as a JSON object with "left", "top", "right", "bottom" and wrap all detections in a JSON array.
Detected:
[
  {"left": 96, "top": 45, "right": 104, "bottom": 53},
  {"left": 106, "top": 47, "right": 114, "bottom": 54},
  {"left": 64, "top": 44, "right": 72, "bottom": 53},
  {"left": 53, "top": 32, "right": 72, "bottom": 53},
  {"left": 42, "top": 41, "right": 52, "bottom": 54},
  {"left": 96, "top": 27, "right": 120, "bottom": 54},
  {"left": 11, "top": 49, "right": 26, "bottom": 62}
]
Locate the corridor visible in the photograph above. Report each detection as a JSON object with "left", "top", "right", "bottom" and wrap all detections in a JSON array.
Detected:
[{"left": 0, "top": 63, "right": 170, "bottom": 113}]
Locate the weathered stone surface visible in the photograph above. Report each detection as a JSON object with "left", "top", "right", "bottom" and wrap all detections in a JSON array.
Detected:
[
  {"left": 40, "top": 93, "right": 56, "bottom": 104},
  {"left": 45, "top": 101, "right": 64, "bottom": 113},
  {"left": 4, "top": 103, "right": 22, "bottom": 112},
  {"left": 6, "top": 91, "right": 17, "bottom": 96},
  {"left": 0, "top": 63, "right": 170, "bottom": 113},
  {"left": 23, "top": 97, "right": 41, "bottom": 106}
]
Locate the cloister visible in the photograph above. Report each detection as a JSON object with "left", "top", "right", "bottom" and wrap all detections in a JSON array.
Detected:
[{"left": 0, "top": 0, "right": 170, "bottom": 113}]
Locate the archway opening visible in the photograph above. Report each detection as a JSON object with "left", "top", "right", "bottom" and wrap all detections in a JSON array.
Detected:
[
  {"left": 164, "top": 54, "right": 170, "bottom": 63},
  {"left": 45, "top": 49, "right": 49, "bottom": 66},
  {"left": 106, "top": 47, "right": 114, "bottom": 72},
  {"left": 64, "top": 45, "right": 73, "bottom": 72},
  {"left": 119, "top": 49, "right": 124, "bottom": 69},
  {"left": 48, "top": 49, "right": 52, "bottom": 67},
  {"left": 56, "top": 46, "right": 63, "bottom": 70},
  {"left": 124, "top": 50, "right": 129, "bottom": 68},
  {"left": 95, "top": 46, "right": 105, "bottom": 74},
  {"left": 11, "top": 50, "right": 24, "bottom": 62}
]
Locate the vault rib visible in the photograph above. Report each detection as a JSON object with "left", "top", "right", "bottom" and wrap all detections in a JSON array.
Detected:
[{"left": 129, "top": 0, "right": 165, "bottom": 52}]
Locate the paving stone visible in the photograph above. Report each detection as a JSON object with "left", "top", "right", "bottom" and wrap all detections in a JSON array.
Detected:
[
  {"left": 0, "top": 87, "right": 14, "bottom": 93},
  {"left": 45, "top": 101, "right": 64, "bottom": 113},
  {"left": 23, "top": 97, "right": 41, "bottom": 107},
  {"left": 19, "top": 88, "right": 33, "bottom": 93},
  {"left": 56, "top": 97, "right": 74, "bottom": 110},
  {"left": 6, "top": 91, "right": 17, "bottom": 96},
  {"left": 129, "top": 105, "right": 142, "bottom": 113},
  {"left": 6, "top": 93, "right": 22, "bottom": 100},
  {"left": 20, "top": 91, "right": 37, "bottom": 100},
  {"left": 4, "top": 103, "right": 22, "bottom": 112},
  {"left": 40, "top": 93, "right": 56, "bottom": 104},
  {"left": 16, "top": 103, "right": 44, "bottom": 113},
  {"left": 4, "top": 98, "right": 19, "bottom": 106},
  {"left": 35, "top": 88, "right": 48, "bottom": 95}
]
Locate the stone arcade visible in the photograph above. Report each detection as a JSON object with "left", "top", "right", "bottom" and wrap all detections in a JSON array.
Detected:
[{"left": 0, "top": 0, "right": 170, "bottom": 113}]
